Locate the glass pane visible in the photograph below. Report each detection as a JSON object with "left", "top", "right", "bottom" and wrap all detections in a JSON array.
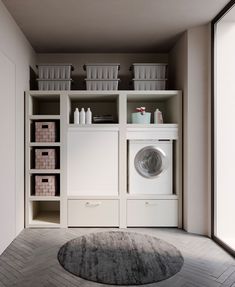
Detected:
[
  {"left": 135, "top": 147, "right": 164, "bottom": 178},
  {"left": 214, "top": 10, "right": 235, "bottom": 251}
]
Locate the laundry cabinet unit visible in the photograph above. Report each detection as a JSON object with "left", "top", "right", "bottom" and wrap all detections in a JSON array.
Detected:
[{"left": 25, "top": 91, "right": 182, "bottom": 228}]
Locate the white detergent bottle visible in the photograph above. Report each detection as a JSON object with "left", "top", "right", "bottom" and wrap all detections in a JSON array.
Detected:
[
  {"left": 74, "top": 108, "right": 79, "bottom": 124},
  {"left": 80, "top": 108, "right": 86, "bottom": 124},
  {"left": 154, "top": 109, "right": 163, "bottom": 124},
  {"left": 86, "top": 108, "right": 92, "bottom": 124}
]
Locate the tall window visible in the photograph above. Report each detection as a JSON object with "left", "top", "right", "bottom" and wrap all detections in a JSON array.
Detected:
[{"left": 213, "top": 1, "right": 235, "bottom": 255}]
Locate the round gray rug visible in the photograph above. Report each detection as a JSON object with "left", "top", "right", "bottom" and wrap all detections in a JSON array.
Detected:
[{"left": 58, "top": 231, "right": 184, "bottom": 285}]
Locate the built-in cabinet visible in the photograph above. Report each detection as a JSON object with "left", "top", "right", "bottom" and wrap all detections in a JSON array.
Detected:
[{"left": 25, "top": 90, "right": 182, "bottom": 228}]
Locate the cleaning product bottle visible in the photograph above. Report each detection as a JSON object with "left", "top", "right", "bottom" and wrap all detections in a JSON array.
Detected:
[
  {"left": 74, "top": 108, "right": 79, "bottom": 124},
  {"left": 154, "top": 109, "right": 163, "bottom": 124},
  {"left": 80, "top": 108, "right": 86, "bottom": 124},
  {"left": 86, "top": 108, "right": 92, "bottom": 124}
]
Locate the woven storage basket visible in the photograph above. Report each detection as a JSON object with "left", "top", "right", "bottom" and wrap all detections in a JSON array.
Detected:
[
  {"left": 35, "top": 149, "right": 56, "bottom": 169},
  {"left": 35, "top": 122, "right": 56, "bottom": 142},
  {"left": 35, "top": 175, "right": 56, "bottom": 196}
]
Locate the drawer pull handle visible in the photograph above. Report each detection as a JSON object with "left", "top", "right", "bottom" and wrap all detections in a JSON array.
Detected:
[
  {"left": 85, "top": 201, "right": 101, "bottom": 207},
  {"left": 145, "top": 202, "right": 157, "bottom": 206}
]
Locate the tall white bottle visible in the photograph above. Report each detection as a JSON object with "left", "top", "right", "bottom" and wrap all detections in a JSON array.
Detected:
[
  {"left": 74, "top": 108, "right": 79, "bottom": 124},
  {"left": 79, "top": 108, "right": 86, "bottom": 124},
  {"left": 154, "top": 109, "right": 163, "bottom": 124},
  {"left": 86, "top": 108, "right": 92, "bottom": 124}
]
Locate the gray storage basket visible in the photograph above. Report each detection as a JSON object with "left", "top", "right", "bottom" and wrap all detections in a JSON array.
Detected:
[
  {"left": 133, "top": 79, "right": 167, "bottom": 90},
  {"left": 132, "top": 63, "right": 168, "bottom": 80},
  {"left": 37, "top": 79, "right": 72, "bottom": 90},
  {"left": 37, "top": 63, "right": 73, "bottom": 80},
  {"left": 84, "top": 63, "right": 120, "bottom": 79},
  {"left": 85, "top": 79, "right": 120, "bottom": 90}
]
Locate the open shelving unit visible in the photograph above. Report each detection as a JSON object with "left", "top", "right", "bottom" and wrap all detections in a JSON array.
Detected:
[
  {"left": 25, "top": 93, "right": 62, "bottom": 227},
  {"left": 25, "top": 90, "right": 182, "bottom": 228}
]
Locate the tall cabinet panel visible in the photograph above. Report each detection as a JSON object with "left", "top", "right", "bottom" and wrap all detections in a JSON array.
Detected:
[
  {"left": 0, "top": 51, "right": 16, "bottom": 253},
  {"left": 67, "top": 129, "right": 119, "bottom": 196}
]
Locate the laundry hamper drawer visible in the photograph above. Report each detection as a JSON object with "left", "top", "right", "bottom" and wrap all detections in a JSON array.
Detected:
[
  {"left": 68, "top": 199, "right": 119, "bottom": 227},
  {"left": 127, "top": 200, "right": 178, "bottom": 227}
]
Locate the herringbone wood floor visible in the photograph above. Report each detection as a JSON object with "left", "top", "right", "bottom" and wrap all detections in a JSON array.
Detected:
[{"left": 0, "top": 228, "right": 234, "bottom": 287}]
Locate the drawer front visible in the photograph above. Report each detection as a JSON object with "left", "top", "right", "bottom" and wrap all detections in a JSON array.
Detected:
[
  {"left": 127, "top": 200, "right": 178, "bottom": 227},
  {"left": 68, "top": 199, "right": 119, "bottom": 227}
]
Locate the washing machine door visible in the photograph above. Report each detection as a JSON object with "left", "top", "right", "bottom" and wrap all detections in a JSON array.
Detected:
[{"left": 134, "top": 146, "right": 168, "bottom": 178}]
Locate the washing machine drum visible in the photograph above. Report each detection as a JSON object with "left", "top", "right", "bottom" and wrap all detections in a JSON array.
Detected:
[{"left": 134, "top": 146, "right": 168, "bottom": 178}]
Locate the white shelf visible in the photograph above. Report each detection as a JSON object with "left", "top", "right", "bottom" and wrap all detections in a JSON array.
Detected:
[
  {"left": 29, "top": 211, "right": 60, "bottom": 227},
  {"left": 29, "top": 142, "right": 61, "bottom": 147},
  {"left": 68, "top": 195, "right": 120, "bottom": 200},
  {"left": 29, "top": 115, "right": 60, "bottom": 120},
  {"left": 29, "top": 169, "right": 60, "bottom": 174},
  {"left": 29, "top": 196, "right": 60, "bottom": 201},
  {"left": 68, "top": 124, "right": 119, "bottom": 131},
  {"left": 126, "top": 124, "right": 178, "bottom": 128},
  {"left": 126, "top": 194, "right": 178, "bottom": 200},
  {"left": 126, "top": 90, "right": 181, "bottom": 101}
]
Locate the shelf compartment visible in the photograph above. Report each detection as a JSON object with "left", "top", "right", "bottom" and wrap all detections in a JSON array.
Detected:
[
  {"left": 68, "top": 93, "right": 119, "bottom": 124},
  {"left": 29, "top": 201, "right": 60, "bottom": 227},
  {"left": 30, "top": 119, "right": 60, "bottom": 143},
  {"left": 29, "top": 142, "right": 61, "bottom": 147},
  {"left": 29, "top": 169, "right": 60, "bottom": 174},
  {"left": 30, "top": 174, "right": 60, "bottom": 197},
  {"left": 30, "top": 146, "right": 60, "bottom": 170},
  {"left": 127, "top": 92, "right": 180, "bottom": 124},
  {"left": 29, "top": 94, "right": 60, "bottom": 115},
  {"left": 29, "top": 196, "right": 60, "bottom": 201}
]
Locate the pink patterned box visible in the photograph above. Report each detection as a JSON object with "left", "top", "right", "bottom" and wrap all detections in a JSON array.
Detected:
[
  {"left": 35, "top": 175, "right": 56, "bottom": 196},
  {"left": 35, "top": 149, "right": 56, "bottom": 169},
  {"left": 35, "top": 122, "right": 56, "bottom": 142}
]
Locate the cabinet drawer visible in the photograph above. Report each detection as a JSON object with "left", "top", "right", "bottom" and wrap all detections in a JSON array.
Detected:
[
  {"left": 127, "top": 200, "right": 178, "bottom": 227},
  {"left": 68, "top": 199, "right": 119, "bottom": 227}
]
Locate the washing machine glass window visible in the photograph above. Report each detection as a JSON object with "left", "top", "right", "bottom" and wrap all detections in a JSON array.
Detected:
[{"left": 134, "top": 146, "right": 168, "bottom": 178}]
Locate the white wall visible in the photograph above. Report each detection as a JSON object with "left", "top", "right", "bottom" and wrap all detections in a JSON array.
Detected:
[
  {"left": 0, "top": 0, "right": 36, "bottom": 254},
  {"left": 169, "top": 24, "right": 211, "bottom": 236},
  {"left": 215, "top": 21, "right": 235, "bottom": 248},
  {"left": 37, "top": 53, "right": 168, "bottom": 90}
]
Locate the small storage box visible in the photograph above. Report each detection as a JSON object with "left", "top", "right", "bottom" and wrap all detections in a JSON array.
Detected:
[
  {"left": 35, "top": 175, "right": 56, "bottom": 196},
  {"left": 84, "top": 63, "right": 120, "bottom": 79},
  {"left": 35, "top": 122, "right": 56, "bottom": 142},
  {"left": 131, "top": 112, "right": 151, "bottom": 124},
  {"left": 85, "top": 79, "right": 120, "bottom": 90},
  {"left": 132, "top": 63, "right": 168, "bottom": 80},
  {"left": 38, "top": 64, "right": 73, "bottom": 80},
  {"left": 133, "top": 79, "right": 167, "bottom": 90},
  {"left": 37, "top": 79, "right": 72, "bottom": 91},
  {"left": 35, "top": 149, "right": 56, "bottom": 169}
]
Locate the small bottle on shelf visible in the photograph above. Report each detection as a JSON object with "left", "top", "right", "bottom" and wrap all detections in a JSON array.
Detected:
[
  {"left": 86, "top": 108, "right": 92, "bottom": 124},
  {"left": 79, "top": 108, "right": 86, "bottom": 124},
  {"left": 154, "top": 109, "right": 163, "bottom": 124},
  {"left": 74, "top": 108, "right": 79, "bottom": 124}
]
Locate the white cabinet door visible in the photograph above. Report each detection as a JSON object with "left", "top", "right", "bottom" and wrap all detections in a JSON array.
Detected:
[
  {"left": 68, "top": 130, "right": 118, "bottom": 195},
  {"left": 0, "top": 51, "right": 15, "bottom": 254}
]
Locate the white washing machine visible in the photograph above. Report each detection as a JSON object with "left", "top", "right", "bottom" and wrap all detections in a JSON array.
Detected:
[{"left": 128, "top": 140, "right": 173, "bottom": 195}]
